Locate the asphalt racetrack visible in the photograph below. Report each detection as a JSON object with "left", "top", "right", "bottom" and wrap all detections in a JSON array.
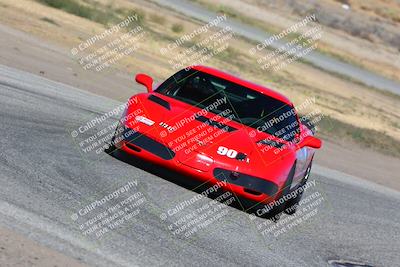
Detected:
[{"left": 0, "top": 64, "right": 399, "bottom": 267}]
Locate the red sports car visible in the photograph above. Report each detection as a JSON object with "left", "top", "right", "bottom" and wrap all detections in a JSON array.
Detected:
[{"left": 110, "top": 65, "right": 322, "bottom": 217}]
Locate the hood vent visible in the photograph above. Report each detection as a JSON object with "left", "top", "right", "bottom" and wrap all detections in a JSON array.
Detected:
[{"left": 148, "top": 95, "right": 170, "bottom": 110}]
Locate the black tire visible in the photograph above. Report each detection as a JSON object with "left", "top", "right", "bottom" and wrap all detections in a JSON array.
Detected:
[
  {"left": 253, "top": 162, "right": 296, "bottom": 220},
  {"left": 272, "top": 162, "right": 296, "bottom": 216},
  {"left": 104, "top": 122, "right": 119, "bottom": 154},
  {"left": 284, "top": 161, "right": 313, "bottom": 215}
]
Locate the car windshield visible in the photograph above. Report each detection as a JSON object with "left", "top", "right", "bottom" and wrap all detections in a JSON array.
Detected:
[{"left": 155, "top": 68, "right": 300, "bottom": 141}]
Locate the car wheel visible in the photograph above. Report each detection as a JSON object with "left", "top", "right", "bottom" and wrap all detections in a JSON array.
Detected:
[
  {"left": 284, "top": 161, "right": 313, "bottom": 215},
  {"left": 255, "top": 162, "right": 296, "bottom": 220},
  {"left": 105, "top": 122, "right": 119, "bottom": 154}
]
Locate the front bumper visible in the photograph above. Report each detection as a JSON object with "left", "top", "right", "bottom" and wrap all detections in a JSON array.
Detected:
[{"left": 116, "top": 127, "right": 279, "bottom": 204}]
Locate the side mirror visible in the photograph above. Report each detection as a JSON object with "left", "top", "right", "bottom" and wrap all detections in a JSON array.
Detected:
[
  {"left": 297, "top": 136, "right": 322, "bottom": 149},
  {"left": 135, "top": 73, "right": 153, "bottom": 92}
]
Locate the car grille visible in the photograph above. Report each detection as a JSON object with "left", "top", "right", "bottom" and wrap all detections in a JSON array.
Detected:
[
  {"left": 123, "top": 128, "right": 175, "bottom": 160},
  {"left": 213, "top": 168, "right": 278, "bottom": 197}
]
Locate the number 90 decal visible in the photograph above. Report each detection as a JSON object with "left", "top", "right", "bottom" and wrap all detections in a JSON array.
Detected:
[{"left": 217, "top": 146, "right": 238, "bottom": 158}]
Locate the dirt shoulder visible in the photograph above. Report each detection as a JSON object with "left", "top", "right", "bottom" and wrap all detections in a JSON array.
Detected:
[{"left": 0, "top": 225, "right": 87, "bottom": 267}]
